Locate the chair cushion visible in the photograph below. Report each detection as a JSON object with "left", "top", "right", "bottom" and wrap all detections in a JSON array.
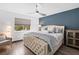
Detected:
[
  {"left": 0, "top": 35, "right": 6, "bottom": 41},
  {"left": 0, "top": 40, "right": 10, "bottom": 46}
]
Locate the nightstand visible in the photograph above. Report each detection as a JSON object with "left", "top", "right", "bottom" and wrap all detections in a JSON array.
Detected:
[{"left": 66, "top": 29, "right": 79, "bottom": 48}]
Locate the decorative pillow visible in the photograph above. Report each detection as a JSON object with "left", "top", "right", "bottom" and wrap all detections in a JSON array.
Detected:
[
  {"left": 41, "top": 26, "right": 48, "bottom": 31},
  {"left": 44, "top": 27, "right": 48, "bottom": 30},
  {"left": 55, "top": 27, "right": 63, "bottom": 33},
  {"left": 48, "top": 31, "right": 53, "bottom": 33},
  {"left": 55, "top": 26, "right": 58, "bottom": 33},
  {"left": 58, "top": 28, "right": 63, "bottom": 33},
  {"left": 48, "top": 26, "right": 56, "bottom": 33}
]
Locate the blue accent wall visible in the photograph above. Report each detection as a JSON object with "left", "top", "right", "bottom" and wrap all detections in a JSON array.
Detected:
[{"left": 39, "top": 8, "right": 79, "bottom": 29}]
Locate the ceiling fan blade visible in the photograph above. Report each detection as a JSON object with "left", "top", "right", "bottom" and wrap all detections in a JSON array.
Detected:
[
  {"left": 39, "top": 12, "right": 47, "bottom": 16},
  {"left": 27, "top": 3, "right": 47, "bottom": 17}
]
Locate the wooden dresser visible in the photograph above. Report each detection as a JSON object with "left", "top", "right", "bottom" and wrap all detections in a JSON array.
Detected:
[{"left": 66, "top": 29, "right": 79, "bottom": 48}]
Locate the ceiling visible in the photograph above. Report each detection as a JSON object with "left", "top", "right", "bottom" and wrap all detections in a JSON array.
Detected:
[{"left": 0, "top": 3, "right": 79, "bottom": 18}]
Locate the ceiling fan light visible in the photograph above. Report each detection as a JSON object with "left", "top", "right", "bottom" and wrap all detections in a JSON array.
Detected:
[{"left": 36, "top": 10, "right": 39, "bottom": 13}]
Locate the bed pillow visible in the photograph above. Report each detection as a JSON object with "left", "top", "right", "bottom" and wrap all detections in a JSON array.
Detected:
[
  {"left": 48, "top": 26, "right": 56, "bottom": 33},
  {"left": 55, "top": 27, "right": 63, "bottom": 33},
  {"left": 41, "top": 26, "right": 48, "bottom": 31}
]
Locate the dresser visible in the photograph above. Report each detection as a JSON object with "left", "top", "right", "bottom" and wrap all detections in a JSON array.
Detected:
[{"left": 66, "top": 29, "right": 79, "bottom": 48}]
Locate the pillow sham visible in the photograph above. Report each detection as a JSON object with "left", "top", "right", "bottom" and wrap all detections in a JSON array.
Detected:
[
  {"left": 48, "top": 27, "right": 56, "bottom": 33},
  {"left": 55, "top": 27, "right": 63, "bottom": 33},
  {"left": 41, "top": 26, "right": 48, "bottom": 31},
  {"left": 48, "top": 26, "right": 56, "bottom": 33}
]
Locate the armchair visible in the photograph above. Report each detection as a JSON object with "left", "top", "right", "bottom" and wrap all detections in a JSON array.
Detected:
[{"left": 0, "top": 32, "right": 12, "bottom": 50}]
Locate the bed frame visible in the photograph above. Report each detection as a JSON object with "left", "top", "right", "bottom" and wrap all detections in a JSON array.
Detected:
[
  {"left": 24, "top": 36, "right": 48, "bottom": 55},
  {"left": 24, "top": 25, "right": 65, "bottom": 55}
]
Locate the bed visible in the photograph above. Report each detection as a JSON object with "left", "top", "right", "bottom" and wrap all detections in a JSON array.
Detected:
[{"left": 24, "top": 25, "right": 64, "bottom": 55}]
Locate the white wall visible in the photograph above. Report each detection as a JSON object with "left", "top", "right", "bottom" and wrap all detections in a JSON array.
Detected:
[
  {"left": 0, "top": 10, "right": 14, "bottom": 37},
  {"left": 30, "top": 17, "right": 39, "bottom": 31},
  {"left": 0, "top": 10, "right": 39, "bottom": 41}
]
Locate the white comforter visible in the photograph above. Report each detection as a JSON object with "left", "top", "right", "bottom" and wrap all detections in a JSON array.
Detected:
[{"left": 24, "top": 31, "right": 63, "bottom": 50}]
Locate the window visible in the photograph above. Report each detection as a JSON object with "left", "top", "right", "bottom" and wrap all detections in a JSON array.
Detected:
[{"left": 15, "top": 18, "right": 31, "bottom": 31}]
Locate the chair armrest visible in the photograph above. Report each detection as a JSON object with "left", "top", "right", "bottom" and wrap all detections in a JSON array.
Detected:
[{"left": 6, "top": 37, "right": 12, "bottom": 41}]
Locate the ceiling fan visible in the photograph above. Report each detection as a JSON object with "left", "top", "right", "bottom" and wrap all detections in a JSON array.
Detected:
[
  {"left": 35, "top": 4, "right": 47, "bottom": 16},
  {"left": 28, "top": 3, "right": 47, "bottom": 16}
]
